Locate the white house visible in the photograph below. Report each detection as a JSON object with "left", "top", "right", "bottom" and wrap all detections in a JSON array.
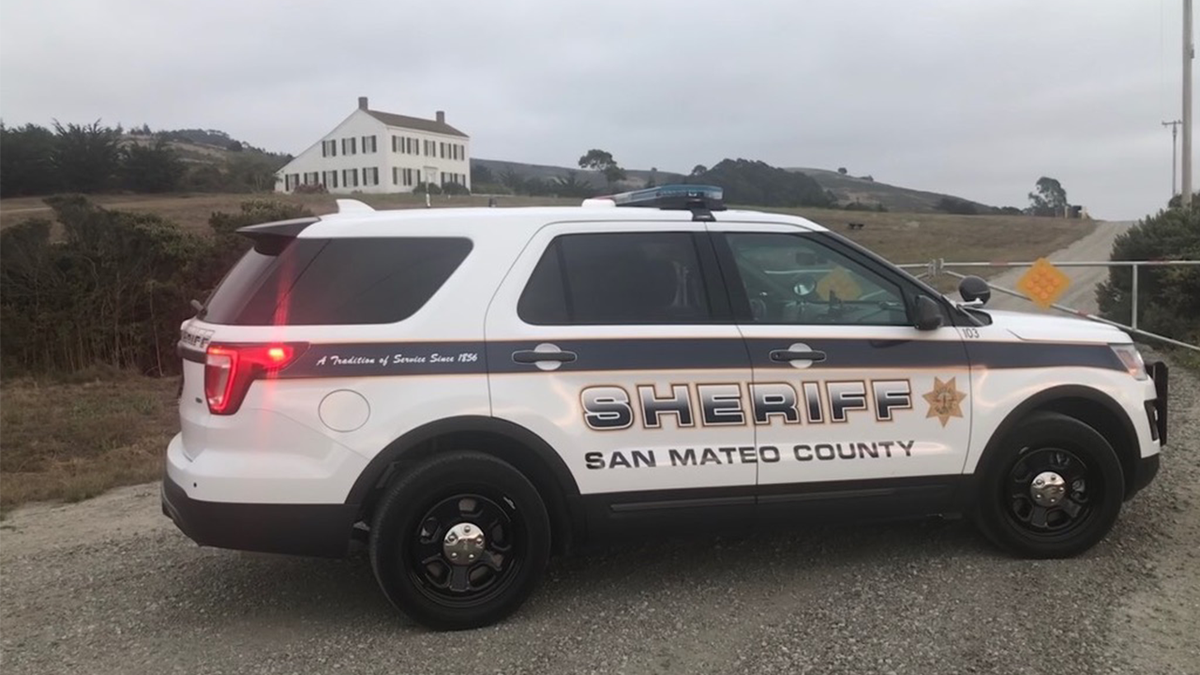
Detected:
[{"left": 276, "top": 96, "right": 470, "bottom": 194}]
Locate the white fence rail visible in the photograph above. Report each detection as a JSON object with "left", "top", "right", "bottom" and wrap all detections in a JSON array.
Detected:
[{"left": 898, "top": 259, "right": 1200, "bottom": 352}]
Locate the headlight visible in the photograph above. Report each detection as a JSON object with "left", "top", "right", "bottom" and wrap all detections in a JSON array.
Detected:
[{"left": 1110, "top": 344, "right": 1148, "bottom": 380}]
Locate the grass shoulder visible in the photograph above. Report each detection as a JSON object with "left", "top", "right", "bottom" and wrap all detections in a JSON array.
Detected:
[{"left": 0, "top": 368, "right": 179, "bottom": 514}]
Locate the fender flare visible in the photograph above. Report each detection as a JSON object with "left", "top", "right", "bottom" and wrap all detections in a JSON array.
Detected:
[
  {"left": 346, "top": 416, "right": 581, "bottom": 505},
  {"left": 966, "top": 384, "right": 1138, "bottom": 499},
  {"left": 344, "top": 416, "right": 584, "bottom": 549}
]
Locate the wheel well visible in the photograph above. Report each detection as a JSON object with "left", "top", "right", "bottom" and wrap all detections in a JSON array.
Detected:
[
  {"left": 357, "top": 428, "right": 580, "bottom": 555},
  {"left": 1034, "top": 396, "right": 1138, "bottom": 498}
]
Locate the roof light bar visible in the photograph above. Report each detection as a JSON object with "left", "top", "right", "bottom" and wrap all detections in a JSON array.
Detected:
[{"left": 602, "top": 185, "right": 726, "bottom": 211}]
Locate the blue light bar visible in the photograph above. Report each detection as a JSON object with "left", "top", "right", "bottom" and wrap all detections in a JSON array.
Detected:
[{"left": 607, "top": 184, "right": 725, "bottom": 211}]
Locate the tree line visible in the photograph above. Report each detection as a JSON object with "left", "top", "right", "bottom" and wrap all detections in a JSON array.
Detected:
[{"left": 0, "top": 121, "right": 286, "bottom": 198}]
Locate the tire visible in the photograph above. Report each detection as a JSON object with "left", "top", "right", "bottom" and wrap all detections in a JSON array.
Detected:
[
  {"left": 369, "top": 451, "right": 551, "bottom": 630},
  {"left": 973, "top": 411, "right": 1125, "bottom": 559}
]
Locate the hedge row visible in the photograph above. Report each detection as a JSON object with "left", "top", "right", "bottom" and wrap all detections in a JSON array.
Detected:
[{"left": 0, "top": 196, "right": 309, "bottom": 376}]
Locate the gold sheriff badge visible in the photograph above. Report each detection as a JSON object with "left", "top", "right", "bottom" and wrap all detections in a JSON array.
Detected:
[{"left": 923, "top": 377, "right": 967, "bottom": 427}]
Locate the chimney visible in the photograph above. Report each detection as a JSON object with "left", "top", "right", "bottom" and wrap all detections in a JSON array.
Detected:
[
  {"left": 436, "top": 110, "right": 445, "bottom": 124},
  {"left": 358, "top": 96, "right": 369, "bottom": 110}
]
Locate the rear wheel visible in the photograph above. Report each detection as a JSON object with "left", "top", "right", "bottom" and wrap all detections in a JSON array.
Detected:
[
  {"left": 369, "top": 451, "right": 551, "bottom": 630},
  {"left": 974, "top": 411, "right": 1125, "bottom": 558}
]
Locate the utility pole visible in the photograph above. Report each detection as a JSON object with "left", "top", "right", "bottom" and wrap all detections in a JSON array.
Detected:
[
  {"left": 1164, "top": 120, "right": 1182, "bottom": 197},
  {"left": 1184, "top": 0, "right": 1194, "bottom": 207}
]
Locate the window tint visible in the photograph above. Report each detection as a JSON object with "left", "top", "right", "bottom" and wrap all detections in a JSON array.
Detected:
[
  {"left": 518, "top": 232, "right": 712, "bottom": 325},
  {"left": 204, "top": 237, "right": 471, "bottom": 325},
  {"left": 724, "top": 232, "right": 908, "bottom": 326}
]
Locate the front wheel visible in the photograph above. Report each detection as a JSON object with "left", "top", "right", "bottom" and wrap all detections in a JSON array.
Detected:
[
  {"left": 369, "top": 451, "right": 551, "bottom": 630},
  {"left": 973, "top": 412, "right": 1125, "bottom": 558}
]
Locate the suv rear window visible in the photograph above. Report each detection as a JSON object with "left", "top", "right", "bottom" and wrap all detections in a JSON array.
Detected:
[{"left": 204, "top": 237, "right": 472, "bottom": 325}]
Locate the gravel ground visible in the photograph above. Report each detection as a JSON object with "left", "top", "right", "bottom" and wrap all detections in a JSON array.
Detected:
[{"left": 2, "top": 351, "right": 1197, "bottom": 675}]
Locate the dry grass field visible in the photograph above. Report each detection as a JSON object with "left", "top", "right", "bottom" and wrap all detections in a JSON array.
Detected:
[{"left": 0, "top": 193, "right": 1097, "bottom": 512}]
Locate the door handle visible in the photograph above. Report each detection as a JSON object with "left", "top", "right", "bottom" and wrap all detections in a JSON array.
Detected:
[
  {"left": 770, "top": 349, "right": 827, "bottom": 363},
  {"left": 512, "top": 349, "right": 577, "bottom": 364}
]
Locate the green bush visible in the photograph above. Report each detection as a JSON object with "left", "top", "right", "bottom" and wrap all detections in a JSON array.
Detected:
[
  {"left": 1097, "top": 203, "right": 1200, "bottom": 345},
  {"left": 0, "top": 197, "right": 311, "bottom": 377}
]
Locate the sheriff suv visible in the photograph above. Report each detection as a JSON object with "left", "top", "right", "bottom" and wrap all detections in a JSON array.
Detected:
[{"left": 164, "top": 185, "right": 1166, "bottom": 630}]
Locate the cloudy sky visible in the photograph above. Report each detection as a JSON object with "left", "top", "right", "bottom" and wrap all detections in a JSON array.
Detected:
[{"left": 0, "top": 0, "right": 1192, "bottom": 219}]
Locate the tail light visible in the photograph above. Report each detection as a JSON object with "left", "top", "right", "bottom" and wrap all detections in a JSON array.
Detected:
[{"left": 205, "top": 343, "right": 307, "bottom": 415}]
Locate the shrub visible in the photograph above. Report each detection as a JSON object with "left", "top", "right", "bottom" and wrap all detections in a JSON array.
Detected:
[
  {"left": 0, "top": 197, "right": 312, "bottom": 377},
  {"left": 293, "top": 182, "right": 327, "bottom": 194},
  {"left": 1097, "top": 203, "right": 1200, "bottom": 345},
  {"left": 441, "top": 181, "right": 470, "bottom": 196}
]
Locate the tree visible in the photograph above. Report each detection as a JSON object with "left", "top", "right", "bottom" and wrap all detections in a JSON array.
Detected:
[
  {"left": 837, "top": 167, "right": 848, "bottom": 175},
  {"left": 692, "top": 159, "right": 834, "bottom": 208},
  {"left": 647, "top": 167, "right": 658, "bottom": 188},
  {"left": 51, "top": 120, "right": 121, "bottom": 193},
  {"left": 1028, "top": 176, "right": 1068, "bottom": 217},
  {"left": 554, "top": 170, "right": 592, "bottom": 198},
  {"left": 0, "top": 123, "right": 59, "bottom": 197},
  {"left": 227, "top": 140, "right": 244, "bottom": 152},
  {"left": 690, "top": 164, "right": 707, "bottom": 177},
  {"left": 1098, "top": 199, "right": 1200, "bottom": 343},
  {"left": 122, "top": 138, "right": 185, "bottom": 192},
  {"left": 578, "top": 148, "right": 625, "bottom": 188}
]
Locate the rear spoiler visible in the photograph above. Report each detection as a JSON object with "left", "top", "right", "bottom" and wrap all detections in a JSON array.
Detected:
[{"left": 235, "top": 217, "right": 320, "bottom": 253}]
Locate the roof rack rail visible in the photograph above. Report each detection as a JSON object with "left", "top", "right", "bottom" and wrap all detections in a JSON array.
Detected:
[{"left": 590, "top": 185, "right": 725, "bottom": 222}]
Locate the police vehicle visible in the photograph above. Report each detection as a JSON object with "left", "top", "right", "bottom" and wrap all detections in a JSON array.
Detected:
[{"left": 164, "top": 185, "right": 1167, "bottom": 630}]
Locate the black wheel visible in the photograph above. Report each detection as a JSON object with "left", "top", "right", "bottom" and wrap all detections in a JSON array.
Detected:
[
  {"left": 973, "top": 411, "right": 1125, "bottom": 558},
  {"left": 369, "top": 451, "right": 551, "bottom": 630}
]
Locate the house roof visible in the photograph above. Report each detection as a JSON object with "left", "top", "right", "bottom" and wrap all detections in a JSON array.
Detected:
[{"left": 364, "top": 109, "right": 468, "bottom": 138}]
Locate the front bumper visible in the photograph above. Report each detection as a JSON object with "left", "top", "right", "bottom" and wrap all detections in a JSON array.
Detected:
[{"left": 161, "top": 474, "right": 359, "bottom": 558}]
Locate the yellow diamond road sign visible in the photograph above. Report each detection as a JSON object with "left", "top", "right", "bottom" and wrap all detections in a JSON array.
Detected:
[{"left": 1016, "top": 258, "right": 1071, "bottom": 309}]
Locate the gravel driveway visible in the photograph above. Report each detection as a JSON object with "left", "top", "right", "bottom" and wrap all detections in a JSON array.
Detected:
[{"left": 2, "top": 352, "right": 1197, "bottom": 675}]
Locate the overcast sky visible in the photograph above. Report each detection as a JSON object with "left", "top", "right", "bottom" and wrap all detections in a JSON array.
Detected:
[{"left": 0, "top": 0, "right": 1193, "bottom": 219}]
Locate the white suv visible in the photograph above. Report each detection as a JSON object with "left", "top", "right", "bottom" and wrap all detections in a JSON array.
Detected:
[{"left": 163, "top": 186, "right": 1166, "bottom": 630}]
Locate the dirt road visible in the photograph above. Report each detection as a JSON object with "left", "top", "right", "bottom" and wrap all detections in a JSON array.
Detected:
[
  {"left": 985, "top": 220, "right": 1133, "bottom": 315},
  {"left": 1, "top": 348, "right": 1197, "bottom": 675}
]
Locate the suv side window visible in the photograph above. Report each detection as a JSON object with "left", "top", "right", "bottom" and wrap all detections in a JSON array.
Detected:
[
  {"left": 518, "top": 232, "right": 713, "bottom": 325},
  {"left": 723, "top": 232, "right": 909, "bottom": 326}
]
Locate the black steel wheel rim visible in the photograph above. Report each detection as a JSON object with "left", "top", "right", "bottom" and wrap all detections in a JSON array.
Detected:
[
  {"left": 1003, "top": 446, "right": 1099, "bottom": 538},
  {"left": 407, "top": 491, "right": 523, "bottom": 607}
]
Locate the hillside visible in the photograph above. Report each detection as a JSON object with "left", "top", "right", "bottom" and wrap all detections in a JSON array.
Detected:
[
  {"left": 787, "top": 166, "right": 996, "bottom": 213},
  {"left": 472, "top": 158, "right": 994, "bottom": 213},
  {"left": 472, "top": 158, "right": 683, "bottom": 189}
]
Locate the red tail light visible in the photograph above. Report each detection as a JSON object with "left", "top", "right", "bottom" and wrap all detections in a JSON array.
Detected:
[{"left": 205, "top": 343, "right": 307, "bottom": 415}]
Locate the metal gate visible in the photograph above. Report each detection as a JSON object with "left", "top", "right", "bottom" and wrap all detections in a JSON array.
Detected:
[{"left": 897, "top": 259, "right": 1200, "bottom": 352}]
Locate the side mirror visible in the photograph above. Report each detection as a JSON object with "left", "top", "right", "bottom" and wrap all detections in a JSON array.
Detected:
[
  {"left": 914, "top": 295, "right": 944, "bottom": 331},
  {"left": 959, "top": 276, "right": 991, "bottom": 305}
]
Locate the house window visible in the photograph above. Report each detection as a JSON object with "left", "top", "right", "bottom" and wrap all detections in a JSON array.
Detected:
[
  {"left": 343, "top": 168, "right": 359, "bottom": 187},
  {"left": 408, "top": 138, "right": 416, "bottom": 154},
  {"left": 363, "top": 135, "right": 377, "bottom": 153},
  {"left": 342, "top": 137, "right": 357, "bottom": 155},
  {"left": 364, "top": 167, "right": 379, "bottom": 186},
  {"left": 330, "top": 171, "right": 338, "bottom": 188},
  {"left": 400, "top": 168, "right": 414, "bottom": 187},
  {"left": 321, "top": 140, "right": 337, "bottom": 157}
]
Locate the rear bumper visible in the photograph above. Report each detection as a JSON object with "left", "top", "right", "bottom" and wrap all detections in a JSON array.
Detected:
[{"left": 161, "top": 474, "right": 358, "bottom": 558}]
